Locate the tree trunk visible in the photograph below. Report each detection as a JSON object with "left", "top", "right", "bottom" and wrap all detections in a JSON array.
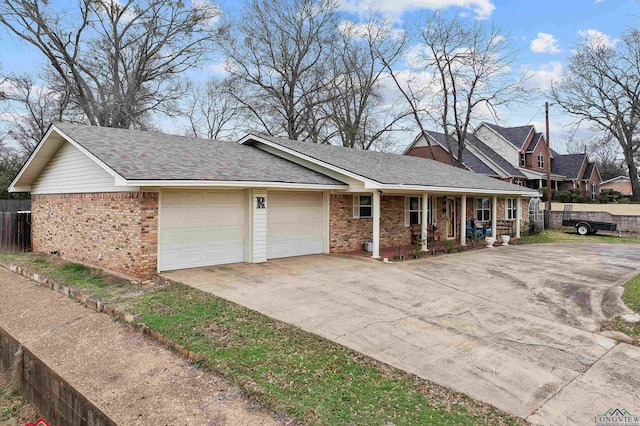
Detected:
[{"left": 623, "top": 145, "right": 640, "bottom": 201}]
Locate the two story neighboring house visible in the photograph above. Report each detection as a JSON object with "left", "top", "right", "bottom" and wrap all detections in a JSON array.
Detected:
[{"left": 404, "top": 122, "right": 601, "bottom": 200}]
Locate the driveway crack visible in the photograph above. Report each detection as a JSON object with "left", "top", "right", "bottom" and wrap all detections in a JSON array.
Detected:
[{"left": 332, "top": 314, "right": 418, "bottom": 341}]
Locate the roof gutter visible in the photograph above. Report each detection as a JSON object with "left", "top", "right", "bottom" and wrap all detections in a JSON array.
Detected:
[
  {"left": 124, "top": 180, "right": 347, "bottom": 190},
  {"left": 370, "top": 182, "right": 540, "bottom": 197}
]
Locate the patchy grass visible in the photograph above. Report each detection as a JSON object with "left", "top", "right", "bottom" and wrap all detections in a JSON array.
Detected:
[
  {"left": 0, "top": 374, "right": 38, "bottom": 426},
  {"left": 0, "top": 253, "right": 155, "bottom": 309},
  {"left": 608, "top": 317, "right": 640, "bottom": 339},
  {"left": 519, "top": 228, "right": 640, "bottom": 245},
  {"left": 0, "top": 252, "right": 523, "bottom": 426},
  {"left": 602, "top": 273, "right": 640, "bottom": 344}
]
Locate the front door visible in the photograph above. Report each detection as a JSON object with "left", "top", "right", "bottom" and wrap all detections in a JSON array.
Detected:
[{"left": 446, "top": 197, "right": 457, "bottom": 239}]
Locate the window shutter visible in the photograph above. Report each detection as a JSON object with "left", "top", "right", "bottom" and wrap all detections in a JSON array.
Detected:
[
  {"left": 353, "top": 195, "right": 360, "bottom": 219},
  {"left": 404, "top": 196, "right": 410, "bottom": 227}
]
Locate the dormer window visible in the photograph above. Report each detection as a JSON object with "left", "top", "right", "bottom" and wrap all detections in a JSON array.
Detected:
[
  {"left": 537, "top": 153, "right": 544, "bottom": 169},
  {"left": 520, "top": 153, "right": 526, "bottom": 166}
]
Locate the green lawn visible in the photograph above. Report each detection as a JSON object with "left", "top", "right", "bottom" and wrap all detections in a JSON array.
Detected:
[
  {"left": 0, "top": 253, "right": 522, "bottom": 426},
  {"left": 518, "top": 227, "right": 640, "bottom": 245},
  {"left": 622, "top": 274, "right": 640, "bottom": 313}
]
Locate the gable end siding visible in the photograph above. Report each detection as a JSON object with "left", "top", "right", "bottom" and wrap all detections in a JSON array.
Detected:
[{"left": 31, "top": 142, "right": 137, "bottom": 194}]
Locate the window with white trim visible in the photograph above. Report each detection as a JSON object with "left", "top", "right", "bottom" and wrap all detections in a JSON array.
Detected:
[
  {"left": 520, "top": 153, "right": 526, "bottom": 166},
  {"left": 505, "top": 198, "right": 517, "bottom": 220},
  {"left": 475, "top": 198, "right": 491, "bottom": 221},
  {"left": 537, "top": 153, "right": 544, "bottom": 169},
  {"left": 404, "top": 196, "right": 432, "bottom": 226},
  {"left": 591, "top": 184, "right": 597, "bottom": 200},
  {"left": 353, "top": 195, "right": 372, "bottom": 218}
]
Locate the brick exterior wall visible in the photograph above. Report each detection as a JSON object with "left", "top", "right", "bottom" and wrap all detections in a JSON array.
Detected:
[
  {"left": 32, "top": 192, "right": 158, "bottom": 278},
  {"left": 406, "top": 146, "right": 466, "bottom": 169},
  {"left": 329, "top": 194, "right": 525, "bottom": 252},
  {"left": 329, "top": 194, "right": 411, "bottom": 252}
]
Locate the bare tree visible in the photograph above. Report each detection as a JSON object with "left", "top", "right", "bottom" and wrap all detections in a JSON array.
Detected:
[
  {"left": 0, "top": 136, "right": 28, "bottom": 199},
  {"left": 385, "top": 12, "right": 526, "bottom": 161},
  {"left": 183, "top": 78, "right": 245, "bottom": 140},
  {"left": 0, "top": 0, "right": 221, "bottom": 129},
  {"left": 218, "top": 0, "right": 339, "bottom": 141},
  {"left": 1, "top": 74, "right": 75, "bottom": 153},
  {"left": 551, "top": 29, "right": 640, "bottom": 200},
  {"left": 327, "top": 14, "right": 407, "bottom": 150}
]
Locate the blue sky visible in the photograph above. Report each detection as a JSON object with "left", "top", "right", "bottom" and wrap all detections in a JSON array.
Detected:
[{"left": 1, "top": 0, "right": 638, "bottom": 152}]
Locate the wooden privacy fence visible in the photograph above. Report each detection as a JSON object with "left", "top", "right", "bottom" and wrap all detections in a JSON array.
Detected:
[{"left": 0, "top": 199, "right": 32, "bottom": 253}]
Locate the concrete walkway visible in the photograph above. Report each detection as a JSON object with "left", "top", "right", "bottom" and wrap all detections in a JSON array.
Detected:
[
  {"left": 165, "top": 243, "right": 640, "bottom": 425},
  {"left": 0, "top": 268, "right": 283, "bottom": 426}
]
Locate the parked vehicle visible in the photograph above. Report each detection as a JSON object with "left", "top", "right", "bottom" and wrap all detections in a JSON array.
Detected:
[{"left": 561, "top": 204, "right": 618, "bottom": 236}]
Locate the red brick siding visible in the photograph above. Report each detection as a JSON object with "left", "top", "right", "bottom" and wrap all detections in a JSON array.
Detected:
[
  {"left": 582, "top": 172, "right": 600, "bottom": 199},
  {"left": 330, "top": 195, "right": 524, "bottom": 251},
  {"left": 600, "top": 180, "right": 632, "bottom": 195},
  {"left": 32, "top": 192, "right": 158, "bottom": 278},
  {"left": 406, "top": 146, "right": 466, "bottom": 169},
  {"left": 329, "top": 194, "right": 411, "bottom": 252}
]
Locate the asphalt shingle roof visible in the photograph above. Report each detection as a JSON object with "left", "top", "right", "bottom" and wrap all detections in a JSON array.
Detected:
[
  {"left": 526, "top": 133, "right": 543, "bottom": 152},
  {"left": 53, "top": 122, "right": 343, "bottom": 185},
  {"left": 251, "top": 134, "right": 538, "bottom": 194},
  {"left": 425, "top": 131, "right": 499, "bottom": 176},
  {"left": 551, "top": 153, "right": 587, "bottom": 179},
  {"left": 583, "top": 162, "right": 596, "bottom": 180},
  {"left": 484, "top": 123, "right": 534, "bottom": 149},
  {"left": 466, "top": 134, "right": 526, "bottom": 177}
]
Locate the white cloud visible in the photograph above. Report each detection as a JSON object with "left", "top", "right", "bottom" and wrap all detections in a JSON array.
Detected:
[
  {"left": 577, "top": 29, "right": 619, "bottom": 49},
  {"left": 338, "top": 20, "right": 404, "bottom": 40},
  {"left": 530, "top": 32, "right": 561, "bottom": 54},
  {"left": 208, "top": 58, "right": 236, "bottom": 75},
  {"left": 594, "top": 0, "right": 605, "bottom": 3},
  {"left": 338, "top": 0, "right": 495, "bottom": 20},
  {"left": 522, "top": 61, "right": 563, "bottom": 91}
]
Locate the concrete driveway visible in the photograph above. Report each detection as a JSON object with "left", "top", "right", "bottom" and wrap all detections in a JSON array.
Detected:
[{"left": 164, "top": 243, "right": 640, "bottom": 424}]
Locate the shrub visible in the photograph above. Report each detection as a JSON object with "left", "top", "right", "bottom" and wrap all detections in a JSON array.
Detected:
[
  {"left": 599, "top": 190, "right": 622, "bottom": 204},
  {"left": 555, "top": 188, "right": 587, "bottom": 203},
  {"left": 528, "top": 221, "right": 542, "bottom": 235},
  {"left": 443, "top": 239, "right": 456, "bottom": 254}
]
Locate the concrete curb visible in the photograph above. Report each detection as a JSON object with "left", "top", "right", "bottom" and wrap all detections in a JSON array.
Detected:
[{"left": 0, "top": 263, "right": 201, "bottom": 364}]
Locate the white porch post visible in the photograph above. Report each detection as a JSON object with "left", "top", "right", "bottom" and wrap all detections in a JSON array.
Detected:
[
  {"left": 421, "top": 193, "right": 429, "bottom": 251},
  {"left": 460, "top": 195, "right": 467, "bottom": 246},
  {"left": 516, "top": 196, "right": 522, "bottom": 239},
  {"left": 372, "top": 190, "right": 380, "bottom": 258},
  {"left": 491, "top": 195, "right": 498, "bottom": 239}
]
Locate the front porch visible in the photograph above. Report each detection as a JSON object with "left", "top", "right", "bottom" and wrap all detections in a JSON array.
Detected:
[{"left": 330, "top": 192, "right": 524, "bottom": 259}]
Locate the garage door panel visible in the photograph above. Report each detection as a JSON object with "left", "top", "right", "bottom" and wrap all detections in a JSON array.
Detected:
[
  {"left": 161, "top": 206, "right": 245, "bottom": 228},
  {"left": 267, "top": 192, "right": 323, "bottom": 259},
  {"left": 159, "top": 190, "right": 246, "bottom": 271}
]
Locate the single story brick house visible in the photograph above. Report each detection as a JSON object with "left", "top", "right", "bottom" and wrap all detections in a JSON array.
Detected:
[
  {"left": 10, "top": 123, "right": 539, "bottom": 278},
  {"left": 600, "top": 176, "right": 632, "bottom": 196}
]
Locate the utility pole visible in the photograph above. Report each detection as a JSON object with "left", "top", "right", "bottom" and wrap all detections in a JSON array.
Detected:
[{"left": 545, "top": 102, "right": 552, "bottom": 218}]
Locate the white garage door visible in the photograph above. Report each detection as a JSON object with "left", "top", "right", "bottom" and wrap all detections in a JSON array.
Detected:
[
  {"left": 267, "top": 192, "right": 324, "bottom": 259},
  {"left": 159, "top": 190, "right": 246, "bottom": 271}
]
